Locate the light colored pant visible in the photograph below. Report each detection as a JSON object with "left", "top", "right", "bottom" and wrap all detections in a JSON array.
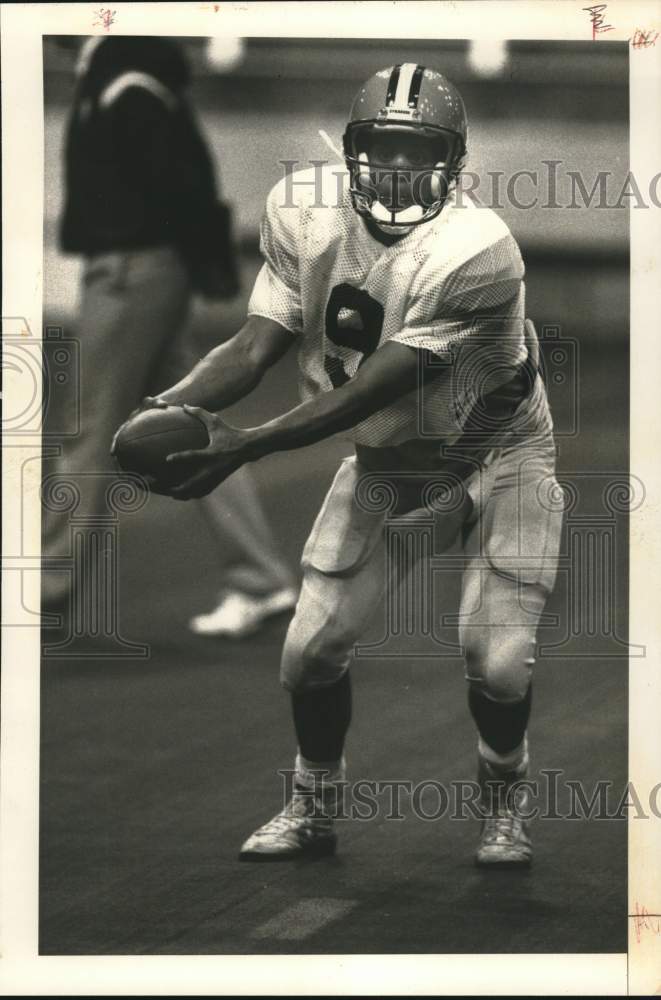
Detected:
[
  {"left": 42, "top": 246, "right": 293, "bottom": 601},
  {"left": 281, "top": 432, "right": 563, "bottom": 703}
]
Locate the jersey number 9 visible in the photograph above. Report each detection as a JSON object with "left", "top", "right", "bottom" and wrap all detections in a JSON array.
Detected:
[{"left": 324, "top": 284, "right": 384, "bottom": 388}]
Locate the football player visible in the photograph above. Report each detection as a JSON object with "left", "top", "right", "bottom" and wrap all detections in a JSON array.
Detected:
[{"left": 126, "top": 64, "right": 563, "bottom": 865}]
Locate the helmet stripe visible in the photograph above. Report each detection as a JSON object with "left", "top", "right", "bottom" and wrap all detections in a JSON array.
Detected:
[
  {"left": 385, "top": 64, "right": 401, "bottom": 106},
  {"left": 392, "top": 62, "right": 417, "bottom": 109},
  {"left": 407, "top": 65, "right": 424, "bottom": 108}
]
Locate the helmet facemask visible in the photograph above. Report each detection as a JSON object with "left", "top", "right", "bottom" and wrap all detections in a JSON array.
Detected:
[{"left": 344, "top": 122, "right": 463, "bottom": 234}]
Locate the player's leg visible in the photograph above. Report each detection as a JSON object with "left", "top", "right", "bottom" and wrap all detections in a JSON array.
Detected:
[
  {"left": 459, "top": 569, "right": 545, "bottom": 865},
  {"left": 189, "top": 470, "right": 298, "bottom": 636},
  {"left": 42, "top": 247, "right": 191, "bottom": 605},
  {"left": 197, "top": 467, "right": 296, "bottom": 595},
  {"left": 239, "top": 456, "right": 395, "bottom": 859},
  {"left": 238, "top": 559, "right": 388, "bottom": 860},
  {"left": 458, "top": 435, "right": 563, "bottom": 866}
]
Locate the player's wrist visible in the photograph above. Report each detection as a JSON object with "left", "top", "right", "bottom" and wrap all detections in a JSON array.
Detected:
[{"left": 238, "top": 425, "right": 271, "bottom": 463}]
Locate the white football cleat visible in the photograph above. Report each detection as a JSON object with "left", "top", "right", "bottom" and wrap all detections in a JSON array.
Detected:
[
  {"left": 476, "top": 812, "right": 532, "bottom": 867},
  {"left": 239, "top": 786, "right": 337, "bottom": 861},
  {"left": 189, "top": 586, "right": 298, "bottom": 638},
  {"left": 475, "top": 752, "right": 532, "bottom": 868}
]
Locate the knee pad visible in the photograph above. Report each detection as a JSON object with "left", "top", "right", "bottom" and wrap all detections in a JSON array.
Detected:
[
  {"left": 484, "top": 461, "right": 563, "bottom": 595},
  {"left": 280, "top": 610, "right": 352, "bottom": 693},
  {"left": 302, "top": 457, "right": 385, "bottom": 575},
  {"left": 465, "top": 632, "right": 535, "bottom": 704}
]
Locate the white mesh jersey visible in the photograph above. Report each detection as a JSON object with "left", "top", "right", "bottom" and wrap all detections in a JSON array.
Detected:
[{"left": 248, "top": 165, "right": 551, "bottom": 448}]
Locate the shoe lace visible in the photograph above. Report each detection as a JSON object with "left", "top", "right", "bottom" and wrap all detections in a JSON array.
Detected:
[
  {"left": 257, "top": 794, "right": 328, "bottom": 836},
  {"left": 482, "top": 813, "right": 522, "bottom": 845},
  {"left": 262, "top": 811, "right": 301, "bottom": 834}
]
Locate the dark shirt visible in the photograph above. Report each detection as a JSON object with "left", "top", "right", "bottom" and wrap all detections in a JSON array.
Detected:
[{"left": 60, "top": 79, "right": 237, "bottom": 294}]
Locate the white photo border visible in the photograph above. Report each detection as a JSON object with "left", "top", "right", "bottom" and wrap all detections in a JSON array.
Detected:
[{"left": 2, "top": 1, "right": 660, "bottom": 994}]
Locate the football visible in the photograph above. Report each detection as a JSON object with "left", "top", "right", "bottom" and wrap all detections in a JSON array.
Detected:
[{"left": 113, "top": 406, "right": 209, "bottom": 487}]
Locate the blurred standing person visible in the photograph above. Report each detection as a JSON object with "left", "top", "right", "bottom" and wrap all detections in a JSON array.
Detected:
[{"left": 42, "top": 36, "right": 297, "bottom": 636}]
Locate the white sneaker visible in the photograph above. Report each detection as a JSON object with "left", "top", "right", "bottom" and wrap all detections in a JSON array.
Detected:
[
  {"left": 476, "top": 812, "right": 532, "bottom": 867},
  {"left": 475, "top": 753, "right": 532, "bottom": 867},
  {"left": 189, "top": 586, "right": 298, "bottom": 638},
  {"left": 239, "top": 786, "right": 337, "bottom": 861}
]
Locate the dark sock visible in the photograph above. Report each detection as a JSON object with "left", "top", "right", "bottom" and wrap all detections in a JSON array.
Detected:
[
  {"left": 468, "top": 684, "right": 532, "bottom": 755},
  {"left": 291, "top": 672, "right": 352, "bottom": 762}
]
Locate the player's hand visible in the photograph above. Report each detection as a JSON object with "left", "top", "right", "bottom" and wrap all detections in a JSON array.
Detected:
[
  {"left": 164, "top": 405, "right": 249, "bottom": 500},
  {"left": 110, "top": 396, "right": 169, "bottom": 457}
]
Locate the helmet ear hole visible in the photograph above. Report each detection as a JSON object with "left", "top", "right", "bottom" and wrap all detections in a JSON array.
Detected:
[
  {"left": 357, "top": 151, "right": 370, "bottom": 177},
  {"left": 429, "top": 172, "right": 442, "bottom": 200}
]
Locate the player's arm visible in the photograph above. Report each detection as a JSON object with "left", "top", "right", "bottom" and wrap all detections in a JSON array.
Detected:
[
  {"left": 110, "top": 316, "right": 295, "bottom": 456},
  {"left": 242, "top": 341, "right": 439, "bottom": 453},
  {"left": 165, "top": 341, "right": 448, "bottom": 499},
  {"left": 157, "top": 316, "right": 296, "bottom": 410}
]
